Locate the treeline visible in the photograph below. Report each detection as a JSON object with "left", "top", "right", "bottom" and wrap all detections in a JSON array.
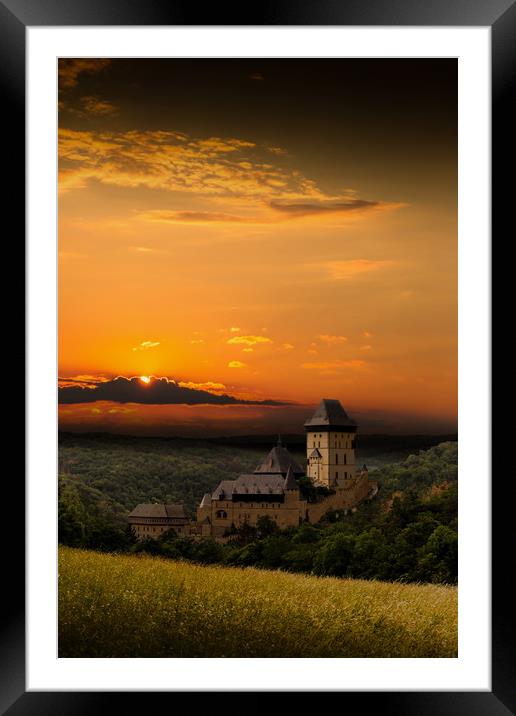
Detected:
[
  {"left": 59, "top": 442, "right": 458, "bottom": 585},
  {"left": 128, "top": 481, "right": 457, "bottom": 585}
]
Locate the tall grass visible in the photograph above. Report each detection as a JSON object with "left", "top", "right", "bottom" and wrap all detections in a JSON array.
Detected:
[{"left": 59, "top": 546, "right": 457, "bottom": 658}]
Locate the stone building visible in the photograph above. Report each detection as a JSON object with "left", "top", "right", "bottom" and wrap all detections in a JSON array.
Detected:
[
  {"left": 127, "top": 503, "right": 190, "bottom": 540},
  {"left": 128, "top": 398, "right": 378, "bottom": 541},
  {"left": 196, "top": 449, "right": 308, "bottom": 538},
  {"left": 305, "top": 398, "right": 358, "bottom": 488}
]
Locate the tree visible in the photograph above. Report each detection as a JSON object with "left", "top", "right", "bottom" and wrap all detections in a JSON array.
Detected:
[
  {"left": 227, "top": 541, "right": 264, "bottom": 567},
  {"left": 349, "top": 527, "right": 390, "bottom": 580},
  {"left": 256, "top": 515, "right": 279, "bottom": 539},
  {"left": 282, "top": 544, "right": 317, "bottom": 573},
  {"left": 131, "top": 536, "right": 161, "bottom": 555},
  {"left": 313, "top": 534, "right": 356, "bottom": 577},
  {"left": 260, "top": 536, "right": 292, "bottom": 569},
  {"left": 291, "top": 522, "right": 320, "bottom": 544},
  {"left": 234, "top": 520, "right": 258, "bottom": 544},
  {"left": 415, "top": 525, "right": 458, "bottom": 584},
  {"left": 189, "top": 539, "right": 225, "bottom": 564}
]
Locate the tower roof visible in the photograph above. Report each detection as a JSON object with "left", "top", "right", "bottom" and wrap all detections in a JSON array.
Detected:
[
  {"left": 283, "top": 465, "right": 298, "bottom": 491},
  {"left": 304, "top": 398, "right": 357, "bottom": 430},
  {"left": 199, "top": 493, "right": 212, "bottom": 508},
  {"left": 254, "top": 442, "right": 304, "bottom": 477}
]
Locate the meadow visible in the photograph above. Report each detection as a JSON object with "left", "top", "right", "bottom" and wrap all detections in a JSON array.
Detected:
[{"left": 59, "top": 546, "right": 458, "bottom": 658}]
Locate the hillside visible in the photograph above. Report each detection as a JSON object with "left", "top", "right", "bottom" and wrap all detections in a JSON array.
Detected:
[
  {"left": 59, "top": 546, "right": 458, "bottom": 658},
  {"left": 58, "top": 431, "right": 456, "bottom": 528},
  {"left": 58, "top": 436, "right": 457, "bottom": 585},
  {"left": 58, "top": 432, "right": 266, "bottom": 519}
]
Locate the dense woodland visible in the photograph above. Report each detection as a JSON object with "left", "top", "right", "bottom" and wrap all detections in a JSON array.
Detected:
[{"left": 58, "top": 434, "right": 457, "bottom": 585}]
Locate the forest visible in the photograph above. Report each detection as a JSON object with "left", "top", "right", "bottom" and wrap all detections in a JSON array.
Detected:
[{"left": 58, "top": 433, "right": 457, "bottom": 585}]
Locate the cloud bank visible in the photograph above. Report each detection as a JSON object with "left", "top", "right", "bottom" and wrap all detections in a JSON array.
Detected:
[
  {"left": 58, "top": 127, "right": 405, "bottom": 225},
  {"left": 58, "top": 375, "right": 289, "bottom": 406}
]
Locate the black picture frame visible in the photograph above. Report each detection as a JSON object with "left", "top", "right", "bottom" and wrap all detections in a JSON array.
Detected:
[{"left": 5, "top": 0, "right": 512, "bottom": 712}]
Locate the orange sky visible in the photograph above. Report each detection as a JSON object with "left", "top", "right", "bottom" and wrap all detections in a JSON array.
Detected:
[{"left": 58, "top": 59, "right": 457, "bottom": 435}]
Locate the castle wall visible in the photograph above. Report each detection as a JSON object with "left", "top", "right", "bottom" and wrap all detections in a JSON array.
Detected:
[
  {"left": 306, "top": 473, "right": 377, "bottom": 523},
  {"left": 206, "top": 492, "right": 308, "bottom": 538},
  {"left": 200, "top": 476, "right": 377, "bottom": 539},
  {"left": 129, "top": 519, "right": 191, "bottom": 540}
]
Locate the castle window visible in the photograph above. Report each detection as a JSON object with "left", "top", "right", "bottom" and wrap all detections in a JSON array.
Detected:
[
  {"left": 335, "top": 471, "right": 338, "bottom": 480},
  {"left": 344, "top": 454, "right": 347, "bottom": 464},
  {"left": 216, "top": 510, "right": 227, "bottom": 519},
  {"left": 336, "top": 454, "right": 339, "bottom": 464}
]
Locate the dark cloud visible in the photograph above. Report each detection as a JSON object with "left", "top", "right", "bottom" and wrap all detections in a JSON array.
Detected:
[
  {"left": 58, "top": 376, "right": 290, "bottom": 407},
  {"left": 142, "top": 210, "right": 256, "bottom": 224},
  {"left": 269, "top": 198, "right": 379, "bottom": 217},
  {"left": 58, "top": 59, "right": 111, "bottom": 90}
]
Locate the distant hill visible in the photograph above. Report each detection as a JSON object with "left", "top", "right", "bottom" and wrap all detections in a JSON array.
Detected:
[
  {"left": 59, "top": 546, "right": 458, "bottom": 658},
  {"left": 59, "top": 430, "right": 456, "bottom": 464},
  {"left": 58, "top": 432, "right": 266, "bottom": 519}
]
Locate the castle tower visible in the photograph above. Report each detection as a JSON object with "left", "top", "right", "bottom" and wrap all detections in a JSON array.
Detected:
[{"left": 304, "top": 398, "right": 357, "bottom": 489}]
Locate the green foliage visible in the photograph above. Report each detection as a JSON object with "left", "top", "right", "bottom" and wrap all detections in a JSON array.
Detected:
[
  {"left": 414, "top": 525, "right": 458, "bottom": 584},
  {"left": 214, "top": 446, "right": 458, "bottom": 585},
  {"left": 291, "top": 522, "right": 320, "bottom": 544},
  {"left": 232, "top": 520, "right": 258, "bottom": 544},
  {"left": 313, "top": 533, "right": 356, "bottom": 577},
  {"left": 58, "top": 432, "right": 266, "bottom": 518},
  {"left": 256, "top": 514, "right": 280, "bottom": 539},
  {"left": 297, "top": 475, "right": 333, "bottom": 502},
  {"left": 349, "top": 528, "right": 391, "bottom": 581},
  {"left": 370, "top": 441, "right": 457, "bottom": 495},
  {"left": 58, "top": 474, "right": 132, "bottom": 551},
  {"left": 58, "top": 434, "right": 458, "bottom": 586},
  {"left": 59, "top": 547, "right": 458, "bottom": 657}
]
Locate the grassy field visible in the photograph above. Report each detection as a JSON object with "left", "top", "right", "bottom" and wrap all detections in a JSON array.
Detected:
[{"left": 59, "top": 546, "right": 458, "bottom": 658}]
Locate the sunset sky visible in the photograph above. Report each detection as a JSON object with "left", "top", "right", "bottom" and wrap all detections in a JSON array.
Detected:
[{"left": 58, "top": 59, "right": 457, "bottom": 436}]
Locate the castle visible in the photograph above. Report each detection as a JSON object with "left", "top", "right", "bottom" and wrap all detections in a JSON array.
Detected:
[{"left": 128, "top": 398, "right": 378, "bottom": 541}]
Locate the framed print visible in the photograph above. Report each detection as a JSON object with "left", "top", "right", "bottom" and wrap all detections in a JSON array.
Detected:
[{"left": 4, "top": 0, "right": 512, "bottom": 711}]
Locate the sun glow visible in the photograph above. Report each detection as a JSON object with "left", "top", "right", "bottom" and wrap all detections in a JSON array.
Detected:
[{"left": 140, "top": 375, "right": 151, "bottom": 384}]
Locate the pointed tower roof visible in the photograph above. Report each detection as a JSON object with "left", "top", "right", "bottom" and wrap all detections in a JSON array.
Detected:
[
  {"left": 304, "top": 398, "right": 357, "bottom": 431},
  {"left": 283, "top": 464, "right": 298, "bottom": 491},
  {"left": 199, "top": 493, "right": 212, "bottom": 508},
  {"left": 254, "top": 440, "right": 304, "bottom": 477}
]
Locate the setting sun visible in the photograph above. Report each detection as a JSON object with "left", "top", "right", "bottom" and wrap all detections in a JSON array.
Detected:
[{"left": 58, "top": 58, "right": 457, "bottom": 436}]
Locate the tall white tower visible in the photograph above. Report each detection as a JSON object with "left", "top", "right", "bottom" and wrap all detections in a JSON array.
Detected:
[{"left": 304, "top": 398, "right": 357, "bottom": 489}]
